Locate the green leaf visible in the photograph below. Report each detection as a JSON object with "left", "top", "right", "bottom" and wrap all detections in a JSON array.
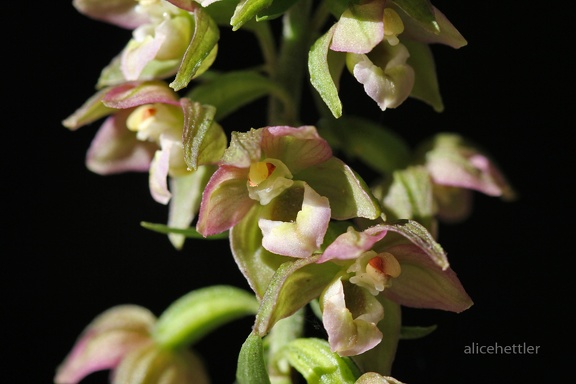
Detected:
[
  {"left": 186, "top": 70, "right": 295, "bottom": 121},
  {"left": 181, "top": 99, "right": 227, "bottom": 171},
  {"left": 278, "top": 338, "right": 361, "bottom": 383},
  {"left": 400, "top": 324, "right": 437, "bottom": 339},
  {"left": 351, "top": 298, "right": 401, "bottom": 376},
  {"left": 254, "top": 255, "right": 339, "bottom": 336},
  {"left": 153, "top": 285, "right": 259, "bottom": 349},
  {"left": 318, "top": 116, "right": 411, "bottom": 175},
  {"left": 170, "top": 6, "right": 220, "bottom": 91},
  {"left": 237, "top": 333, "right": 271, "bottom": 384},
  {"left": 391, "top": 0, "right": 439, "bottom": 34},
  {"left": 308, "top": 26, "right": 343, "bottom": 118},
  {"left": 231, "top": 0, "right": 273, "bottom": 31},
  {"left": 404, "top": 40, "right": 444, "bottom": 112}
]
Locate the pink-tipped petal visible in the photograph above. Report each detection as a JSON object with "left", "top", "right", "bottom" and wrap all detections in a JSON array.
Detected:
[
  {"left": 196, "top": 166, "right": 254, "bottom": 236},
  {"left": 72, "top": 0, "right": 150, "bottom": 29},
  {"left": 318, "top": 225, "right": 388, "bottom": 263},
  {"left": 262, "top": 126, "right": 332, "bottom": 174},
  {"left": 86, "top": 112, "right": 156, "bottom": 175},
  {"left": 54, "top": 305, "right": 155, "bottom": 384},
  {"left": 102, "top": 81, "right": 180, "bottom": 110}
]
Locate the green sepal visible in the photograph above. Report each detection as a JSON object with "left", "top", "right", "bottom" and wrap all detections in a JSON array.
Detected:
[
  {"left": 231, "top": 0, "right": 273, "bottom": 31},
  {"left": 256, "top": 0, "right": 299, "bottom": 20},
  {"left": 170, "top": 6, "right": 220, "bottom": 91},
  {"left": 317, "top": 116, "right": 411, "bottom": 175},
  {"left": 186, "top": 70, "right": 295, "bottom": 121},
  {"left": 254, "top": 255, "right": 339, "bottom": 336},
  {"left": 400, "top": 324, "right": 437, "bottom": 339},
  {"left": 298, "top": 157, "right": 381, "bottom": 220},
  {"left": 375, "top": 219, "right": 448, "bottom": 270},
  {"left": 230, "top": 205, "right": 290, "bottom": 298},
  {"left": 61, "top": 88, "right": 115, "bottom": 130},
  {"left": 391, "top": 0, "right": 439, "bottom": 34},
  {"left": 308, "top": 25, "right": 344, "bottom": 119},
  {"left": 167, "top": 166, "right": 215, "bottom": 249},
  {"left": 404, "top": 40, "right": 444, "bottom": 112},
  {"left": 237, "top": 332, "right": 271, "bottom": 384},
  {"left": 181, "top": 99, "right": 227, "bottom": 171},
  {"left": 153, "top": 285, "right": 259, "bottom": 349},
  {"left": 140, "top": 221, "right": 229, "bottom": 239},
  {"left": 277, "top": 338, "right": 361, "bottom": 383},
  {"left": 351, "top": 298, "right": 401, "bottom": 376},
  {"left": 371, "top": 166, "right": 436, "bottom": 233}
]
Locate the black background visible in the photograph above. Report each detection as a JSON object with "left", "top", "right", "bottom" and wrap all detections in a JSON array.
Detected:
[{"left": 5, "top": 1, "right": 574, "bottom": 383}]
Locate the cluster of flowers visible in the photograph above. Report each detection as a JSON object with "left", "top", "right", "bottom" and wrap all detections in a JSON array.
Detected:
[{"left": 56, "top": 0, "right": 514, "bottom": 383}]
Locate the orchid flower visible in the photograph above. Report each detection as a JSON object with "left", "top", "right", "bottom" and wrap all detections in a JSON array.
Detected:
[
  {"left": 196, "top": 125, "right": 380, "bottom": 257},
  {"left": 62, "top": 80, "right": 226, "bottom": 247},
  {"left": 419, "top": 133, "right": 516, "bottom": 222},
  {"left": 54, "top": 305, "right": 209, "bottom": 384},
  {"left": 73, "top": 0, "right": 218, "bottom": 89},
  {"left": 310, "top": 0, "right": 467, "bottom": 115},
  {"left": 316, "top": 225, "right": 472, "bottom": 356}
]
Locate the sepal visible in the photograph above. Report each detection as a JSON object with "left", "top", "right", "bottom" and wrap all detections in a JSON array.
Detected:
[
  {"left": 170, "top": 6, "right": 219, "bottom": 90},
  {"left": 253, "top": 255, "right": 339, "bottom": 336}
]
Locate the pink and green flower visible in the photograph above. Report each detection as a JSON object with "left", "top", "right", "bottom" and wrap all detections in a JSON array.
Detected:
[
  {"left": 197, "top": 125, "right": 380, "bottom": 257},
  {"left": 317, "top": 224, "right": 472, "bottom": 356}
]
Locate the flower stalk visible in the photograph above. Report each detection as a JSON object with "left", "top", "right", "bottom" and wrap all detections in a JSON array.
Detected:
[{"left": 55, "top": 0, "right": 516, "bottom": 383}]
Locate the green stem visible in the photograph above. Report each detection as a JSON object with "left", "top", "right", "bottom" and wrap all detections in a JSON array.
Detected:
[
  {"left": 267, "top": 308, "right": 305, "bottom": 384},
  {"left": 267, "top": 0, "right": 313, "bottom": 126},
  {"left": 252, "top": 20, "right": 278, "bottom": 76}
]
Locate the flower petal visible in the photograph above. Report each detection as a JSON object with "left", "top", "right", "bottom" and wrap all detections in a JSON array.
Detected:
[
  {"left": 54, "top": 305, "right": 155, "bottom": 384},
  {"left": 72, "top": 0, "right": 149, "bottom": 29},
  {"left": 384, "top": 244, "right": 473, "bottom": 312},
  {"left": 262, "top": 126, "right": 332, "bottom": 174},
  {"left": 348, "top": 43, "right": 415, "bottom": 110},
  {"left": 112, "top": 344, "right": 210, "bottom": 384},
  {"left": 102, "top": 81, "right": 181, "bottom": 110},
  {"left": 86, "top": 111, "right": 157, "bottom": 175},
  {"left": 196, "top": 165, "right": 254, "bottom": 236},
  {"left": 330, "top": 1, "right": 385, "bottom": 54},
  {"left": 318, "top": 226, "right": 388, "bottom": 263},
  {"left": 148, "top": 137, "right": 174, "bottom": 204},
  {"left": 259, "top": 183, "right": 330, "bottom": 258},
  {"left": 422, "top": 133, "right": 516, "bottom": 199},
  {"left": 321, "top": 278, "right": 383, "bottom": 356}
]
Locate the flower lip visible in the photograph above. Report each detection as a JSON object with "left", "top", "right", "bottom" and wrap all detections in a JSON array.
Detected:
[{"left": 348, "top": 251, "right": 401, "bottom": 295}]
